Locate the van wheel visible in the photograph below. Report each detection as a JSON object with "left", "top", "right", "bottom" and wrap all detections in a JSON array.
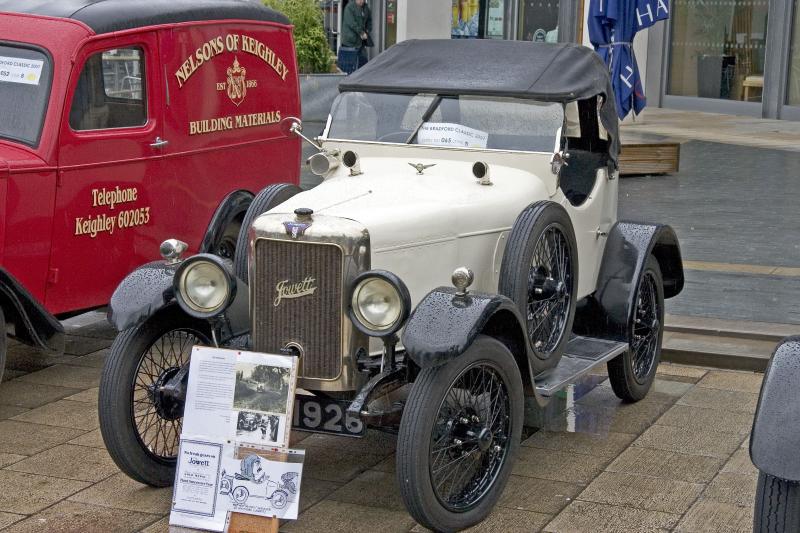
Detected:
[
  {"left": 0, "top": 307, "right": 6, "bottom": 384},
  {"left": 608, "top": 256, "right": 664, "bottom": 402},
  {"left": 233, "top": 184, "right": 302, "bottom": 282},
  {"left": 397, "top": 336, "right": 523, "bottom": 532},
  {"left": 754, "top": 471, "right": 800, "bottom": 532},
  {"left": 214, "top": 218, "right": 241, "bottom": 260},
  {"left": 499, "top": 201, "right": 577, "bottom": 367},
  {"left": 99, "top": 307, "right": 211, "bottom": 487}
]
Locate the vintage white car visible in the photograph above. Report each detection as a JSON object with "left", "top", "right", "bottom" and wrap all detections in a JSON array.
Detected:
[{"left": 99, "top": 40, "right": 684, "bottom": 531}]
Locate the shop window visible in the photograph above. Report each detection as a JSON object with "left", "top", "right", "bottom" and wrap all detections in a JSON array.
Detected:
[
  {"left": 668, "top": 0, "right": 768, "bottom": 102},
  {"left": 69, "top": 47, "right": 147, "bottom": 131}
]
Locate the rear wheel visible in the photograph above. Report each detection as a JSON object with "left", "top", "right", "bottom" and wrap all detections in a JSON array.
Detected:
[
  {"left": 397, "top": 336, "right": 523, "bottom": 532},
  {"left": 499, "top": 201, "right": 577, "bottom": 367},
  {"left": 754, "top": 471, "right": 800, "bottom": 532},
  {"left": 99, "top": 307, "right": 210, "bottom": 487},
  {"left": 233, "top": 183, "right": 302, "bottom": 282},
  {"left": 608, "top": 256, "right": 664, "bottom": 402},
  {"left": 213, "top": 217, "right": 242, "bottom": 261}
]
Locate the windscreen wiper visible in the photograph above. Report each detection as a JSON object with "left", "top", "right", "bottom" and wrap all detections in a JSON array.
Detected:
[{"left": 405, "top": 95, "right": 443, "bottom": 144}]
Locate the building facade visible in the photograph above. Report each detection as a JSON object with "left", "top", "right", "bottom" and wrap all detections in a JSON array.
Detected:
[{"left": 320, "top": 0, "right": 800, "bottom": 121}]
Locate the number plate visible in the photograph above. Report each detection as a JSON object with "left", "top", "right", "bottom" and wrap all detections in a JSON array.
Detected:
[{"left": 292, "top": 395, "right": 365, "bottom": 438}]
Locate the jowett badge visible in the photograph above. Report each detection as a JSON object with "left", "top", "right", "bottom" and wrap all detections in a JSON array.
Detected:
[
  {"left": 274, "top": 277, "right": 317, "bottom": 306},
  {"left": 226, "top": 57, "right": 247, "bottom": 106}
]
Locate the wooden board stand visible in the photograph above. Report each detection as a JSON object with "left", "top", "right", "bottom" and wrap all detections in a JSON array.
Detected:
[{"left": 619, "top": 142, "right": 681, "bottom": 176}]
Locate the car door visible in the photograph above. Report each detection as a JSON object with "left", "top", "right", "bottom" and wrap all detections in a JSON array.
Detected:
[{"left": 48, "top": 32, "right": 166, "bottom": 314}]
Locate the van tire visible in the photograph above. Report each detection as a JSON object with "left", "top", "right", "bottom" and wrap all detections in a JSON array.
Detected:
[{"left": 234, "top": 183, "right": 302, "bottom": 282}]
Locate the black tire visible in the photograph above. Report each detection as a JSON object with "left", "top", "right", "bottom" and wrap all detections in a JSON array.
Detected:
[
  {"left": 499, "top": 201, "right": 577, "bottom": 367},
  {"left": 99, "top": 306, "right": 211, "bottom": 487},
  {"left": 754, "top": 471, "right": 800, "bottom": 532},
  {"left": 397, "top": 335, "right": 524, "bottom": 532},
  {"left": 213, "top": 217, "right": 242, "bottom": 261},
  {"left": 233, "top": 183, "right": 302, "bottom": 282},
  {"left": 0, "top": 306, "right": 6, "bottom": 384},
  {"left": 608, "top": 255, "right": 664, "bottom": 402}
]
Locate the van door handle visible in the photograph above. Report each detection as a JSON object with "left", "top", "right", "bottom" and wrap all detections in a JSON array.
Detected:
[{"left": 150, "top": 137, "right": 169, "bottom": 149}]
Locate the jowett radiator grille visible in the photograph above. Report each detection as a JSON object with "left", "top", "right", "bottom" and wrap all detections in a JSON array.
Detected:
[{"left": 253, "top": 239, "right": 343, "bottom": 380}]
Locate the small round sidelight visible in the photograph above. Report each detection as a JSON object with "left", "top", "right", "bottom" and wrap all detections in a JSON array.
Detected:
[
  {"left": 451, "top": 267, "right": 475, "bottom": 296},
  {"left": 472, "top": 161, "right": 491, "bottom": 185}
]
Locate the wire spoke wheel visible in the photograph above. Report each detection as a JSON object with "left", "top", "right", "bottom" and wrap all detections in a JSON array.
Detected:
[
  {"left": 631, "top": 271, "right": 660, "bottom": 382},
  {"left": 132, "top": 329, "right": 200, "bottom": 460},
  {"left": 526, "top": 224, "right": 573, "bottom": 354},
  {"left": 429, "top": 362, "right": 511, "bottom": 512}
]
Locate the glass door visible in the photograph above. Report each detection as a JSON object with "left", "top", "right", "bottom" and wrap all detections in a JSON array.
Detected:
[{"left": 518, "top": 0, "right": 560, "bottom": 42}]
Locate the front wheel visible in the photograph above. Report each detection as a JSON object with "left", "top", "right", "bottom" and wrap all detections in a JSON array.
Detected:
[
  {"left": 397, "top": 335, "right": 523, "bottom": 532},
  {"left": 99, "top": 307, "right": 210, "bottom": 487},
  {"left": 754, "top": 471, "right": 800, "bottom": 532}
]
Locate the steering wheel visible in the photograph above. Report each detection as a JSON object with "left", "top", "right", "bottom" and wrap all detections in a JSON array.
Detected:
[{"left": 377, "top": 131, "right": 413, "bottom": 143}]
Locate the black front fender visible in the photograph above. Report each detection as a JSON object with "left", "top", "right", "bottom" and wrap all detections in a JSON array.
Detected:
[
  {"left": 750, "top": 337, "right": 800, "bottom": 481},
  {"left": 574, "top": 221, "right": 683, "bottom": 342},
  {"left": 0, "top": 268, "right": 64, "bottom": 354},
  {"left": 107, "top": 261, "right": 179, "bottom": 331},
  {"left": 401, "top": 287, "right": 539, "bottom": 386}
]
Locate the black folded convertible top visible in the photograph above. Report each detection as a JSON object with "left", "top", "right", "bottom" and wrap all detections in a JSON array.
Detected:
[
  {"left": 0, "top": 0, "right": 288, "bottom": 34},
  {"left": 340, "top": 40, "right": 619, "bottom": 165}
]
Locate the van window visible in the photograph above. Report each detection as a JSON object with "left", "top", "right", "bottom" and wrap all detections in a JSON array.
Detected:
[{"left": 69, "top": 47, "right": 147, "bottom": 131}]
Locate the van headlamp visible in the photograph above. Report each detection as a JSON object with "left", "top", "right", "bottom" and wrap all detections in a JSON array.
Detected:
[{"left": 174, "top": 254, "right": 236, "bottom": 318}]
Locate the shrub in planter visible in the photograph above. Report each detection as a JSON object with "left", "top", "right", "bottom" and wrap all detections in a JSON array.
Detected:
[{"left": 264, "top": 0, "right": 335, "bottom": 73}]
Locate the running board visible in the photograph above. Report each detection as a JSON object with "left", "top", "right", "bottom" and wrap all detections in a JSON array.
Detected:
[{"left": 534, "top": 336, "right": 628, "bottom": 397}]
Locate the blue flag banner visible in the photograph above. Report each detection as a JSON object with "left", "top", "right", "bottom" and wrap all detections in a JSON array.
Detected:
[{"left": 589, "top": 0, "right": 669, "bottom": 120}]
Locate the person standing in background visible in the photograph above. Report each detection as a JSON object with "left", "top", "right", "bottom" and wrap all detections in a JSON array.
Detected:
[{"left": 339, "top": 0, "right": 372, "bottom": 74}]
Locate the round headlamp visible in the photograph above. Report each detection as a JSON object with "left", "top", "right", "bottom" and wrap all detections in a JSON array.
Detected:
[
  {"left": 174, "top": 254, "right": 236, "bottom": 318},
  {"left": 349, "top": 270, "right": 411, "bottom": 337}
]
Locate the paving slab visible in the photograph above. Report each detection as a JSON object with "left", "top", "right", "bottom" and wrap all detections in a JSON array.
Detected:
[
  {"left": 0, "top": 453, "right": 26, "bottom": 468},
  {"left": 696, "top": 370, "right": 764, "bottom": 394},
  {"left": 298, "top": 446, "right": 387, "bottom": 483},
  {"left": 574, "top": 380, "right": 685, "bottom": 409},
  {"left": 0, "top": 470, "right": 90, "bottom": 514},
  {"left": 64, "top": 387, "right": 99, "bottom": 403},
  {"left": 703, "top": 471, "right": 759, "bottom": 507},
  {"left": 327, "top": 470, "right": 405, "bottom": 511},
  {"left": 462, "top": 507, "right": 551, "bottom": 533},
  {"left": 677, "top": 386, "right": 760, "bottom": 414},
  {"left": 295, "top": 477, "right": 343, "bottom": 513},
  {"left": 15, "top": 364, "right": 101, "bottom": 389},
  {"left": 498, "top": 474, "right": 582, "bottom": 515},
  {"left": 675, "top": 498, "right": 754, "bottom": 532},
  {"left": 0, "top": 405, "right": 28, "bottom": 420},
  {"left": 522, "top": 430, "right": 637, "bottom": 459},
  {"left": 655, "top": 362, "right": 708, "bottom": 384},
  {"left": 544, "top": 500, "right": 679, "bottom": 532},
  {"left": 68, "top": 472, "right": 172, "bottom": 514},
  {"left": 513, "top": 447, "right": 608, "bottom": 485},
  {"left": 655, "top": 404, "right": 754, "bottom": 436},
  {"left": 0, "top": 420, "right": 85, "bottom": 455},
  {"left": 298, "top": 430, "right": 397, "bottom": 455},
  {"left": 10, "top": 399, "right": 98, "bottom": 430},
  {"left": 67, "top": 428, "right": 106, "bottom": 449},
  {"left": 282, "top": 500, "right": 416, "bottom": 533},
  {"left": 606, "top": 446, "right": 725, "bottom": 484},
  {"left": 1, "top": 370, "right": 26, "bottom": 382},
  {"left": 4, "top": 349, "right": 78, "bottom": 373},
  {"left": 140, "top": 516, "right": 170, "bottom": 533},
  {"left": 721, "top": 448, "right": 758, "bottom": 476},
  {"left": 0, "top": 381, "right": 82, "bottom": 409},
  {"left": 555, "top": 401, "right": 672, "bottom": 436},
  {"left": 577, "top": 471, "right": 704, "bottom": 514},
  {"left": 633, "top": 424, "right": 744, "bottom": 460},
  {"left": 63, "top": 335, "right": 112, "bottom": 356},
  {"left": 65, "top": 350, "right": 109, "bottom": 369},
  {"left": 0, "top": 512, "right": 24, "bottom": 529},
  {"left": 0, "top": 500, "right": 159, "bottom": 533},
  {"left": 6, "top": 444, "right": 117, "bottom": 482}
]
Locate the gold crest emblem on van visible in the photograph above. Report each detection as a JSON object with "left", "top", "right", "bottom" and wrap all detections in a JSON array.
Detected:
[
  {"left": 226, "top": 57, "right": 247, "bottom": 106},
  {"left": 274, "top": 277, "right": 317, "bottom": 306}
]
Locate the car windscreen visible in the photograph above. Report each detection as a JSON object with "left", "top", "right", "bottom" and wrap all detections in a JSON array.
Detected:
[
  {"left": 0, "top": 44, "right": 52, "bottom": 146},
  {"left": 327, "top": 92, "right": 564, "bottom": 153}
]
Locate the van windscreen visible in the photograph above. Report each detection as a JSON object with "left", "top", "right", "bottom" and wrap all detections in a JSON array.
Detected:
[{"left": 0, "top": 44, "right": 52, "bottom": 146}]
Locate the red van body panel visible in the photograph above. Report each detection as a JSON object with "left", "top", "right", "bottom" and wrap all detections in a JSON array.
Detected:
[{"left": 0, "top": 12, "right": 300, "bottom": 317}]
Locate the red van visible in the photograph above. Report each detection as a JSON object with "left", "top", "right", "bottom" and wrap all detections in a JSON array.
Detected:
[{"left": 0, "top": 0, "right": 301, "bottom": 378}]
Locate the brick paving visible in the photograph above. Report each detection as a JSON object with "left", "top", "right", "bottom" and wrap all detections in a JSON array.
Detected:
[{"left": 0, "top": 317, "right": 764, "bottom": 532}]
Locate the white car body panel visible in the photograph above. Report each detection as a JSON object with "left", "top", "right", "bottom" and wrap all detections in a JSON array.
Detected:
[{"left": 270, "top": 140, "right": 618, "bottom": 308}]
